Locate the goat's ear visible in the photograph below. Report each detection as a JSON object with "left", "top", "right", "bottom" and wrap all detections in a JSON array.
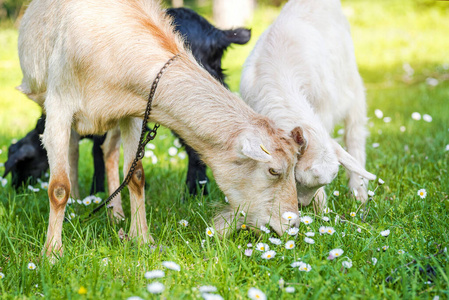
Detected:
[
  {"left": 3, "top": 144, "right": 36, "bottom": 177},
  {"left": 239, "top": 134, "right": 272, "bottom": 163},
  {"left": 332, "top": 140, "right": 376, "bottom": 180},
  {"left": 291, "top": 126, "right": 308, "bottom": 154},
  {"left": 224, "top": 28, "right": 251, "bottom": 45}
]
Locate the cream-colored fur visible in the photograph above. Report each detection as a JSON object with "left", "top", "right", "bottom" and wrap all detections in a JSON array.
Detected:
[
  {"left": 18, "top": 0, "right": 304, "bottom": 256},
  {"left": 240, "top": 0, "right": 376, "bottom": 210}
]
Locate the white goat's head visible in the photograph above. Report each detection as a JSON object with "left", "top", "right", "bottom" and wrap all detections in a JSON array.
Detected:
[
  {"left": 295, "top": 126, "right": 376, "bottom": 206},
  {"left": 213, "top": 119, "right": 306, "bottom": 237}
]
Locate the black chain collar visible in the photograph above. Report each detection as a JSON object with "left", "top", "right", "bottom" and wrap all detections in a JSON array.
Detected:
[{"left": 89, "top": 53, "right": 181, "bottom": 217}]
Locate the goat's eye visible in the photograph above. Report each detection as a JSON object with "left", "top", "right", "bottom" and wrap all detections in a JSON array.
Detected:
[{"left": 269, "top": 168, "right": 280, "bottom": 176}]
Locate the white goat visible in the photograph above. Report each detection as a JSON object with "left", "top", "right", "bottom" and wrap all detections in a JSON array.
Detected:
[
  {"left": 240, "top": 0, "right": 376, "bottom": 209},
  {"left": 18, "top": 0, "right": 305, "bottom": 256}
]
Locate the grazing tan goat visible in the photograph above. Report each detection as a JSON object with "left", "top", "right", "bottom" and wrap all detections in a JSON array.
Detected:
[
  {"left": 240, "top": 0, "right": 376, "bottom": 210},
  {"left": 18, "top": 0, "right": 305, "bottom": 256}
]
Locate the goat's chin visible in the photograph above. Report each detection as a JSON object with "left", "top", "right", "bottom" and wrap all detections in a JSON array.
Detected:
[{"left": 296, "top": 184, "right": 321, "bottom": 206}]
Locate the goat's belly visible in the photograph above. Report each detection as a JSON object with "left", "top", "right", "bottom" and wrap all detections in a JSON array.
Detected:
[{"left": 73, "top": 113, "right": 119, "bottom": 136}]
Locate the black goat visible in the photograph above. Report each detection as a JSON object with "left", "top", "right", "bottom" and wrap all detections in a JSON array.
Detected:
[{"left": 3, "top": 7, "right": 251, "bottom": 196}]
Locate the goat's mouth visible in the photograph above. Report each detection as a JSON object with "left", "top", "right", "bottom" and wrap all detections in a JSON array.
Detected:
[{"left": 296, "top": 183, "right": 322, "bottom": 206}]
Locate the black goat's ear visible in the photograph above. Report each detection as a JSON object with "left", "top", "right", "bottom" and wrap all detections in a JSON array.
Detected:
[
  {"left": 3, "top": 144, "right": 36, "bottom": 177},
  {"left": 224, "top": 28, "right": 251, "bottom": 45}
]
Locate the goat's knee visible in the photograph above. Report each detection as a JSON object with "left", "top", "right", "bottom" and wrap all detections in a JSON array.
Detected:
[{"left": 48, "top": 176, "right": 70, "bottom": 209}]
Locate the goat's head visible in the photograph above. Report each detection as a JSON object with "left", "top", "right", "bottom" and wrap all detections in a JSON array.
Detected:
[
  {"left": 4, "top": 116, "right": 49, "bottom": 188},
  {"left": 294, "top": 126, "right": 376, "bottom": 206},
  {"left": 213, "top": 119, "right": 306, "bottom": 237}
]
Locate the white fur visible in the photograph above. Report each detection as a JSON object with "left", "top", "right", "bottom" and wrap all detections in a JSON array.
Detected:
[{"left": 240, "top": 0, "right": 376, "bottom": 209}]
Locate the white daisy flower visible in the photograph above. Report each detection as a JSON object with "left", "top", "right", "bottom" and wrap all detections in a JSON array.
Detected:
[
  {"left": 426, "top": 77, "right": 439, "bottom": 86},
  {"left": 162, "top": 261, "right": 181, "bottom": 271},
  {"left": 101, "top": 257, "right": 109, "bottom": 266},
  {"left": 357, "top": 228, "right": 362, "bottom": 233},
  {"left": 199, "top": 286, "right": 217, "bottom": 293},
  {"left": 446, "top": 145, "right": 449, "bottom": 152},
  {"left": 202, "top": 293, "right": 224, "bottom": 300},
  {"left": 398, "top": 250, "right": 405, "bottom": 255},
  {"left": 93, "top": 197, "right": 101, "bottom": 204},
  {"left": 285, "top": 286, "right": 295, "bottom": 293},
  {"left": 333, "top": 190, "right": 340, "bottom": 196},
  {"left": 326, "top": 227, "right": 336, "bottom": 235},
  {"left": 374, "top": 109, "right": 383, "bottom": 119},
  {"left": 329, "top": 249, "right": 344, "bottom": 258},
  {"left": 305, "top": 232, "right": 315, "bottom": 237},
  {"left": 244, "top": 249, "right": 253, "bottom": 257},
  {"left": 206, "top": 227, "right": 215, "bottom": 237},
  {"left": 268, "top": 237, "right": 282, "bottom": 245},
  {"left": 27, "top": 185, "right": 39, "bottom": 192},
  {"left": 178, "top": 152, "right": 186, "bottom": 160},
  {"left": 147, "top": 282, "right": 164, "bottom": 294},
  {"left": 290, "top": 261, "right": 302, "bottom": 268},
  {"left": 173, "top": 138, "right": 182, "bottom": 148},
  {"left": 67, "top": 212, "right": 76, "bottom": 220},
  {"left": 144, "top": 150, "right": 154, "bottom": 158},
  {"left": 247, "top": 243, "right": 253, "bottom": 248},
  {"left": 319, "top": 226, "right": 327, "bottom": 234},
  {"left": 350, "top": 212, "right": 356, "bottom": 217},
  {"left": 248, "top": 287, "right": 266, "bottom": 300},
  {"left": 324, "top": 207, "right": 331, "bottom": 213},
  {"left": 261, "top": 250, "right": 276, "bottom": 259},
  {"left": 304, "top": 237, "right": 315, "bottom": 244},
  {"left": 151, "top": 156, "right": 158, "bottom": 164},
  {"left": 224, "top": 196, "right": 229, "bottom": 203},
  {"left": 367, "top": 190, "right": 375, "bottom": 197},
  {"left": 383, "top": 117, "right": 392, "bottom": 123},
  {"left": 342, "top": 260, "right": 353, "bottom": 269},
  {"left": 144, "top": 270, "right": 165, "bottom": 279},
  {"left": 0, "top": 177, "right": 7, "bottom": 187},
  {"left": 417, "top": 189, "right": 427, "bottom": 199},
  {"left": 146, "top": 143, "right": 156, "bottom": 150},
  {"left": 255, "top": 243, "right": 269, "bottom": 252},
  {"left": 82, "top": 196, "right": 93, "bottom": 206},
  {"left": 411, "top": 112, "right": 421, "bottom": 120},
  {"left": 378, "top": 178, "right": 385, "bottom": 185},
  {"left": 322, "top": 216, "right": 330, "bottom": 222},
  {"left": 168, "top": 147, "right": 178, "bottom": 156},
  {"left": 127, "top": 297, "right": 144, "bottom": 300},
  {"left": 40, "top": 181, "right": 49, "bottom": 189},
  {"left": 260, "top": 225, "right": 270, "bottom": 234},
  {"left": 341, "top": 232, "right": 346, "bottom": 237},
  {"left": 423, "top": 114, "right": 432, "bottom": 122},
  {"left": 298, "top": 262, "right": 312, "bottom": 272},
  {"left": 240, "top": 224, "right": 248, "bottom": 230},
  {"left": 301, "top": 216, "right": 313, "bottom": 225},
  {"left": 285, "top": 240, "right": 295, "bottom": 250},
  {"left": 380, "top": 229, "right": 390, "bottom": 237},
  {"left": 0, "top": 272, "right": 4, "bottom": 279},
  {"left": 178, "top": 219, "right": 188, "bottom": 227},
  {"left": 382, "top": 245, "right": 389, "bottom": 251},
  {"left": 282, "top": 211, "right": 298, "bottom": 221},
  {"left": 67, "top": 198, "right": 76, "bottom": 204},
  {"left": 400, "top": 126, "right": 406, "bottom": 132},
  {"left": 372, "top": 257, "right": 378, "bottom": 265},
  {"left": 27, "top": 262, "right": 36, "bottom": 270},
  {"left": 287, "top": 227, "right": 299, "bottom": 236}
]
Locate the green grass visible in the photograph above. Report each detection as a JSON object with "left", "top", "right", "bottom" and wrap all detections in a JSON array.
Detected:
[{"left": 1, "top": 0, "right": 449, "bottom": 298}]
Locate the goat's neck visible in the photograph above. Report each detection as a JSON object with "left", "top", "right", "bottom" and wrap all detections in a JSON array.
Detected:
[{"left": 148, "top": 55, "right": 254, "bottom": 164}]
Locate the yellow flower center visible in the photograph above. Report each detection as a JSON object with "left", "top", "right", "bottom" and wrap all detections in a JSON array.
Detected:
[
  {"left": 336, "top": 253, "right": 340, "bottom": 256},
  {"left": 267, "top": 255, "right": 271, "bottom": 258},
  {"left": 261, "top": 247, "right": 264, "bottom": 250},
  {"left": 207, "top": 231, "right": 211, "bottom": 235},
  {"left": 256, "top": 295, "right": 260, "bottom": 299},
  {"left": 241, "top": 224, "right": 246, "bottom": 229}
]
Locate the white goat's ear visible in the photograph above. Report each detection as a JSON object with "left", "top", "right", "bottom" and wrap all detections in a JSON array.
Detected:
[
  {"left": 291, "top": 126, "right": 308, "bottom": 153},
  {"left": 239, "top": 134, "right": 272, "bottom": 163},
  {"left": 332, "top": 140, "right": 376, "bottom": 180}
]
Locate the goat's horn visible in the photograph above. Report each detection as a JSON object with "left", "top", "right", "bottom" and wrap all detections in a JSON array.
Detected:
[{"left": 260, "top": 144, "right": 271, "bottom": 155}]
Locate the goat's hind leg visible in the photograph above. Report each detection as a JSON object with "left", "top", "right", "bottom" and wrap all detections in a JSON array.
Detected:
[
  {"left": 42, "top": 100, "right": 73, "bottom": 257},
  {"left": 101, "top": 127, "right": 125, "bottom": 221},
  {"left": 120, "top": 117, "right": 153, "bottom": 243}
]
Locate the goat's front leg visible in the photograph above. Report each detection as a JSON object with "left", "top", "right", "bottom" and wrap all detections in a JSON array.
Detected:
[
  {"left": 68, "top": 129, "right": 80, "bottom": 200},
  {"left": 344, "top": 88, "right": 369, "bottom": 202},
  {"left": 101, "top": 127, "right": 124, "bottom": 221},
  {"left": 120, "top": 118, "right": 153, "bottom": 243},
  {"left": 42, "top": 103, "right": 72, "bottom": 257}
]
